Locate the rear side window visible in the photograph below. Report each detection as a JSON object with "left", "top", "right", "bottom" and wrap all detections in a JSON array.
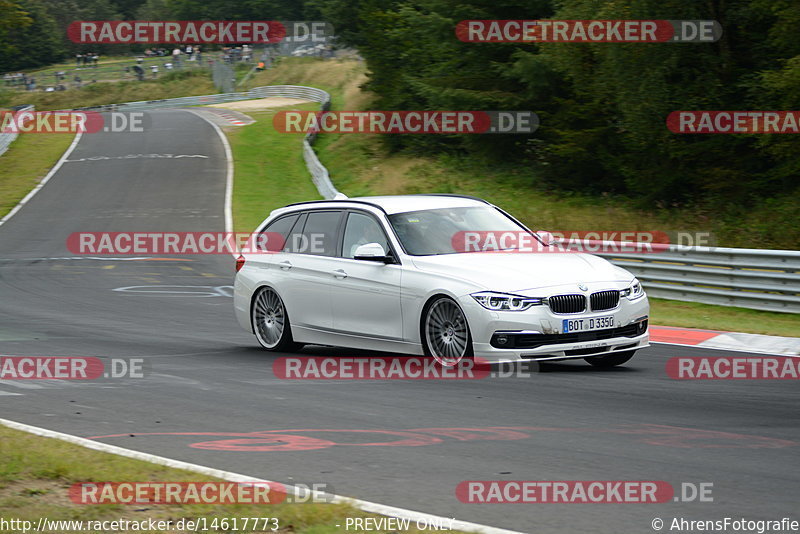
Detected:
[
  {"left": 259, "top": 214, "right": 299, "bottom": 252},
  {"left": 283, "top": 213, "right": 307, "bottom": 253},
  {"left": 295, "top": 211, "right": 342, "bottom": 256}
]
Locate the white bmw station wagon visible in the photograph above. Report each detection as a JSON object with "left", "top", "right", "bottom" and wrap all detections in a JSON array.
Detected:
[{"left": 233, "top": 195, "right": 649, "bottom": 367}]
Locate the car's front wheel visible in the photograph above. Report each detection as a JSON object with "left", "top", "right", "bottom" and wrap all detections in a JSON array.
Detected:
[
  {"left": 584, "top": 350, "right": 636, "bottom": 368},
  {"left": 422, "top": 296, "right": 473, "bottom": 366},
  {"left": 251, "top": 287, "right": 302, "bottom": 352}
]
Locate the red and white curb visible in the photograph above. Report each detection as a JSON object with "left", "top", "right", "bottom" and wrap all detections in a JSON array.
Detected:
[
  {"left": 198, "top": 108, "right": 254, "bottom": 126},
  {"left": 651, "top": 326, "right": 800, "bottom": 356},
  {"left": 0, "top": 418, "right": 523, "bottom": 534}
]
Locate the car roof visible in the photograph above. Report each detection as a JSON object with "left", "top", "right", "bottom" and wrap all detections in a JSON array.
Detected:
[{"left": 281, "top": 194, "right": 490, "bottom": 215}]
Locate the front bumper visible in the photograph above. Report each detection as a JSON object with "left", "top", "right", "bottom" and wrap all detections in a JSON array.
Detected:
[{"left": 460, "top": 294, "right": 650, "bottom": 363}]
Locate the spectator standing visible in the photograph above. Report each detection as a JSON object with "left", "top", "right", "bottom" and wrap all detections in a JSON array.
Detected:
[{"left": 132, "top": 65, "right": 144, "bottom": 81}]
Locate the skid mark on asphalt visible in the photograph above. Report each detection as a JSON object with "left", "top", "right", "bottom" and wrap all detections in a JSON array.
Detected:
[
  {"left": 112, "top": 285, "right": 233, "bottom": 297},
  {"left": 0, "top": 378, "right": 124, "bottom": 396},
  {"left": 86, "top": 424, "right": 798, "bottom": 451},
  {"left": 64, "top": 154, "right": 210, "bottom": 163}
]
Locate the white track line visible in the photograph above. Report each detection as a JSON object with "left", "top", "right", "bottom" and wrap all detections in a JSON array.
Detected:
[
  {"left": 651, "top": 341, "right": 800, "bottom": 357},
  {"left": 0, "top": 418, "right": 523, "bottom": 534},
  {"left": 186, "top": 109, "right": 234, "bottom": 240},
  {"left": 0, "top": 133, "right": 82, "bottom": 229}
]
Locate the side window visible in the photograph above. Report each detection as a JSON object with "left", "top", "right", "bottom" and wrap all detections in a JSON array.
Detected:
[
  {"left": 283, "top": 213, "right": 307, "bottom": 253},
  {"left": 342, "top": 212, "right": 390, "bottom": 259},
  {"left": 296, "top": 211, "right": 342, "bottom": 256},
  {"left": 258, "top": 214, "right": 298, "bottom": 252}
]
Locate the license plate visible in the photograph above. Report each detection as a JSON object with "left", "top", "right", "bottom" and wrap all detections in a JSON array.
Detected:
[{"left": 562, "top": 316, "right": 614, "bottom": 333}]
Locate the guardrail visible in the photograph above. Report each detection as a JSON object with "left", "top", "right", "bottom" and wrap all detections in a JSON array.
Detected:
[
  {"left": 78, "top": 85, "right": 332, "bottom": 112},
  {"left": 0, "top": 105, "right": 34, "bottom": 156},
  {"left": 595, "top": 246, "right": 800, "bottom": 313}
]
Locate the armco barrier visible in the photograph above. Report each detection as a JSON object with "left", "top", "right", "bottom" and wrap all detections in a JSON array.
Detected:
[
  {"left": 595, "top": 246, "right": 800, "bottom": 313},
  {"left": 0, "top": 105, "right": 34, "bottom": 156}
]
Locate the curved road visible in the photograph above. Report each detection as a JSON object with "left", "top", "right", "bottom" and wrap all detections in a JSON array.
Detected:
[{"left": 0, "top": 110, "right": 797, "bottom": 533}]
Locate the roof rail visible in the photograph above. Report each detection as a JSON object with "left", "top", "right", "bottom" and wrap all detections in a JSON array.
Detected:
[
  {"left": 283, "top": 199, "right": 388, "bottom": 213},
  {"left": 283, "top": 194, "right": 488, "bottom": 213},
  {"left": 419, "top": 193, "right": 490, "bottom": 204}
]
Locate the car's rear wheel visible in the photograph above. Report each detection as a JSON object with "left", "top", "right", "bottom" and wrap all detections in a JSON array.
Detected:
[
  {"left": 584, "top": 350, "right": 636, "bottom": 368},
  {"left": 252, "top": 287, "right": 302, "bottom": 351},
  {"left": 422, "top": 296, "right": 473, "bottom": 366}
]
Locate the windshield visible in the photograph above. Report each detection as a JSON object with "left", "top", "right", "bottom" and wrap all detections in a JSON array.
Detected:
[{"left": 387, "top": 206, "right": 529, "bottom": 256}]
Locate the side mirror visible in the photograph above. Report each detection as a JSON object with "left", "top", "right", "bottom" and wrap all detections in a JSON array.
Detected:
[{"left": 354, "top": 243, "right": 393, "bottom": 263}]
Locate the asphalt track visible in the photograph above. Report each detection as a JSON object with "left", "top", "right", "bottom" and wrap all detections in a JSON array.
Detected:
[{"left": 0, "top": 109, "right": 797, "bottom": 533}]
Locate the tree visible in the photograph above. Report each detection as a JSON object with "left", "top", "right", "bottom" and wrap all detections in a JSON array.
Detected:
[
  {"left": 0, "top": 0, "right": 64, "bottom": 71},
  {"left": 0, "top": 0, "right": 33, "bottom": 71}
]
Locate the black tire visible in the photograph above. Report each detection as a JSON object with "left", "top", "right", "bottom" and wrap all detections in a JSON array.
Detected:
[
  {"left": 251, "top": 287, "right": 303, "bottom": 352},
  {"left": 421, "top": 296, "right": 473, "bottom": 366},
  {"left": 584, "top": 350, "right": 636, "bottom": 368}
]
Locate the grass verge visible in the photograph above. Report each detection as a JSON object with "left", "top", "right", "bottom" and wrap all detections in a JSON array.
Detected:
[
  {"left": 0, "top": 425, "right": 448, "bottom": 534},
  {"left": 227, "top": 105, "right": 322, "bottom": 233},
  {"left": 649, "top": 298, "right": 799, "bottom": 337},
  {"left": 0, "top": 133, "right": 75, "bottom": 219}
]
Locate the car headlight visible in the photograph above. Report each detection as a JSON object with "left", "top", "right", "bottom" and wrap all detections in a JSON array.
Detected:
[
  {"left": 471, "top": 291, "right": 543, "bottom": 311},
  {"left": 620, "top": 279, "right": 645, "bottom": 300}
]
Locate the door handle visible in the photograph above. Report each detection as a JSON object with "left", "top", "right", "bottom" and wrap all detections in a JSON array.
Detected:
[
  {"left": 278, "top": 260, "right": 292, "bottom": 270},
  {"left": 332, "top": 269, "right": 348, "bottom": 279}
]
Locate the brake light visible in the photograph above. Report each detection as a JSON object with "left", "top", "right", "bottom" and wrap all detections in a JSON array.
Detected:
[{"left": 235, "top": 254, "right": 245, "bottom": 272}]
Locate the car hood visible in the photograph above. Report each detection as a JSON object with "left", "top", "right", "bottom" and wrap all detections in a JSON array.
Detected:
[{"left": 410, "top": 252, "right": 633, "bottom": 293}]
